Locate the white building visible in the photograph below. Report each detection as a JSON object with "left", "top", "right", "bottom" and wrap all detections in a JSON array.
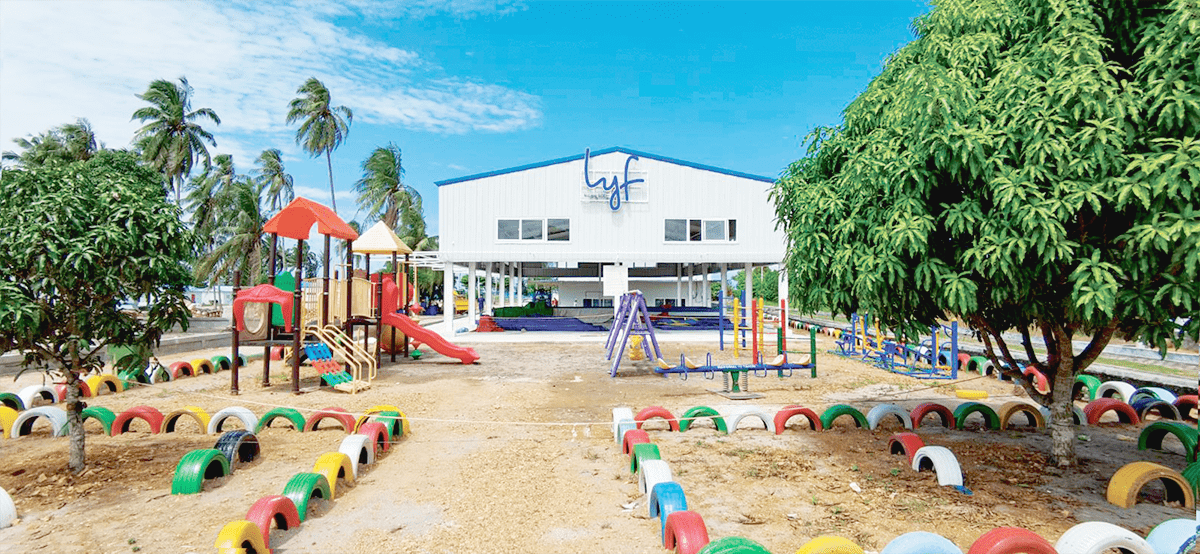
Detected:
[{"left": 436, "top": 147, "right": 785, "bottom": 330}]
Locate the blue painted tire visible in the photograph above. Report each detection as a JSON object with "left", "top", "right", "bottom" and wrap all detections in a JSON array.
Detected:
[
  {"left": 881, "top": 532, "right": 963, "bottom": 554},
  {"left": 1145, "top": 518, "right": 1197, "bottom": 554},
  {"left": 649, "top": 481, "right": 688, "bottom": 536}
]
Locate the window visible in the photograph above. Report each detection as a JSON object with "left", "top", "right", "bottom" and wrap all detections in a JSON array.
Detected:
[
  {"left": 689, "top": 219, "right": 702, "bottom": 241},
  {"left": 548, "top": 219, "right": 570, "bottom": 241},
  {"left": 521, "top": 219, "right": 543, "bottom": 240},
  {"left": 498, "top": 219, "right": 519, "bottom": 240},
  {"left": 498, "top": 218, "right": 568, "bottom": 241},
  {"left": 665, "top": 219, "right": 687, "bottom": 241},
  {"left": 665, "top": 218, "right": 738, "bottom": 242},
  {"left": 705, "top": 220, "right": 725, "bottom": 241},
  {"left": 728, "top": 219, "right": 737, "bottom": 241}
]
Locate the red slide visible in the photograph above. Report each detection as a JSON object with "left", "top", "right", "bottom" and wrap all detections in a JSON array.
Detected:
[{"left": 380, "top": 276, "right": 479, "bottom": 364}]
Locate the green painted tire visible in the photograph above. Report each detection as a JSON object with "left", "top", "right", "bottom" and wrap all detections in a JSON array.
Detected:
[
  {"left": 630, "top": 443, "right": 661, "bottom": 474},
  {"left": 371, "top": 410, "right": 404, "bottom": 439},
  {"left": 953, "top": 402, "right": 1001, "bottom": 430},
  {"left": 170, "top": 449, "right": 230, "bottom": 495},
  {"left": 1139, "top": 422, "right": 1198, "bottom": 462},
  {"left": 1073, "top": 375, "right": 1102, "bottom": 401},
  {"left": 211, "top": 356, "right": 231, "bottom": 372},
  {"left": 0, "top": 393, "right": 23, "bottom": 411},
  {"left": 679, "top": 406, "right": 727, "bottom": 433},
  {"left": 59, "top": 406, "right": 117, "bottom": 436},
  {"left": 967, "top": 356, "right": 989, "bottom": 375},
  {"left": 282, "top": 472, "right": 331, "bottom": 522},
  {"left": 256, "top": 407, "right": 307, "bottom": 433},
  {"left": 696, "top": 536, "right": 773, "bottom": 554},
  {"left": 1183, "top": 461, "right": 1200, "bottom": 497},
  {"left": 819, "top": 404, "right": 868, "bottom": 430}
]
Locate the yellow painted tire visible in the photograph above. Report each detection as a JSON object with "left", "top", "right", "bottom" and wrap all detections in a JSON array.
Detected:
[
  {"left": 998, "top": 401, "right": 1046, "bottom": 429},
  {"left": 1107, "top": 461, "right": 1194, "bottom": 509},
  {"left": 364, "top": 404, "right": 408, "bottom": 436},
  {"left": 162, "top": 406, "right": 211, "bottom": 434},
  {"left": 956, "top": 390, "right": 989, "bottom": 400},
  {"left": 85, "top": 375, "right": 123, "bottom": 396},
  {"left": 191, "top": 358, "right": 216, "bottom": 375},
  {"left": 0, "top": 406, "right": 18, "bottom": 439},
  {"left": 312, "top": 452, "right": 354, "bottom": 498},
  {"left": 796, "top": 535, "right": 864, "bottom": 554},
  {"left": 214, "top": 520, "right": 268, "bottom": 553}
]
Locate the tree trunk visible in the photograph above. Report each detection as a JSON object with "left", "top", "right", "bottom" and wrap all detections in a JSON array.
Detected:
[
  {"left": 326, "top": 151, "right": 337, "bottom": 212},
  {"left": 64, "top": 369, "right": 86, "bottom": 473},
  {"left": 1047, "top": 357, "right": 1077, "bottom": 467}
]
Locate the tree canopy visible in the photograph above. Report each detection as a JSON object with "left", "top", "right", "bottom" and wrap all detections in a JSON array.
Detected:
[
  {"left": 772, "top": 0, "right": 1198, "bottom": 465},
  {"left": 132, "top": 77, "right": 221, "bottom": 205},
  {"left": 287, "top": 77, "right": 352, "bottom": 212},
  {"left": 2, "top": 118, "right": 102, "bottom": 168}
]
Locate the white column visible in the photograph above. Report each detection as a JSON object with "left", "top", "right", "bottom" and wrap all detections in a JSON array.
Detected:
[
  {"left": 443, "top": 262, "right": 454, "bottom": 334},
  {"left": 744, "top": 263, "right": 754, "bottom": 315},
  {"left": 720, "top": 263, "right": 728, "bottom": 304},
  {"left": 675, "top": 264, "right": 682, "bottom": 305},
  {"left": 517, "top": 264, "right": 523, "bottom": 305},
  {"left": 687, "top": 263, "right": 694, "bottom": 307},
  {"left": 508, "top": 264, "right": 516, "bottom": 306},
  {"left": 485, "top": 262, "right": 494, "bottom": 314},
  {"left": 468, "top": 261, "right": 477, "bottom": 324},
  {"left": 702, "top": 264, "right": 710, "bottom": 308}
]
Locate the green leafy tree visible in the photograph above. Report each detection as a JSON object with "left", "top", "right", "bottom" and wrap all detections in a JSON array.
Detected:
[
  {"left": 255, "top": 148, "right": 294, "bottom": 213},
  {"left": 131, "top": 77, "right": 221, "bottom": 205},
  {"left": 0, "top": 150, "right": 194, "bottom": 472},
  {"left": 287, "top": 77, "right": 352, "bottom": 212},
  {"left": 2, "top": 118, "right": 103, "bottom": 168},
  {"left": 354, "top": 144, "right": 415, "bottom": 227},
  {"left": 193, "top": 177, "right": 268, "bottom": 286},
  {"left": 773, "top": 0, "right": 1199, "bottom": 466},
  {"left": 185, "top": 154, "right": 236, "bottom": 253}
]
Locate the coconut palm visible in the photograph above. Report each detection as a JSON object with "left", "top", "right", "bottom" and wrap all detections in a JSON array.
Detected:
[
  {"left": 193, "top": 177, "right": 268, "bottom": 285},
  {"left": 286, "top": 77, "right": 352, "bottom": 212},
  {"left": 2, "top": 118, "right": 103, "bottom": 168},
  {"left": 185, "top": 154, "right": 236, "bottom": 251},
  {"left": 353, "top": 143, "right": 422, "bottom": 230},
  {"left": 254, "top": 148, "right": 294, "bottom": 213},
  {"left": 131, "top": 77, "right": 221, "bottom": 205}
]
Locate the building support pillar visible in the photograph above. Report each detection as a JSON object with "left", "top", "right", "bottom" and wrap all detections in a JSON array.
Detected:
[
  {"left": 675, "top": 264, "right": 682, "bottom": 305},
  {"left": 443, "top": 262, "right": 455, "bottom": 335},
  {"left": 485, "top": 262, "right": 494, "bottom": 315},
  {"left": 468, "top": 261, "right": 477, "bottom": 324}
]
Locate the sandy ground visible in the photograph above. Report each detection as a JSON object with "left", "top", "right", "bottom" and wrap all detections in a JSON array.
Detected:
[{"left": 0, "top": 334, "right": 1194, "bottom": 554}]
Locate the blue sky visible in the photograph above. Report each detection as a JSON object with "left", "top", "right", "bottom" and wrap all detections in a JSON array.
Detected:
[{"left": 0, "top": 0, "right": 927, "bottom": 236}]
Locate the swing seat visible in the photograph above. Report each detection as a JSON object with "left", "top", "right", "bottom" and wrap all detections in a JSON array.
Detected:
[
  {"left": 657, "top": 358, "right": 674, "bottom": 371},
  {"left": 767, "top": 354, "right": 787, "bottom": 367},
  {"left": 683, "top": 357, "right": 700, "bottom": 369}
]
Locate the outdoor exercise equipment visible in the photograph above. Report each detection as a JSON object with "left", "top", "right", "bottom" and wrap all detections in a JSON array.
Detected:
[
  {"left": 835, "top": 313, "right": 960, "bottom": 379},
  {"left": 606, "top": 291, "right": 663, "bottom": 377}
]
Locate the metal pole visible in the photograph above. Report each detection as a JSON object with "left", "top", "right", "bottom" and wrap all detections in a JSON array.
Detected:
[
  {"left": 391, "top": 251, "right": 399, "bottom": 363},
  {"left": 345, "top": 239, "right": 353, "bottom": 329},
  {"left": 322, "top": 234, "right": 331, "bottom": 326},
  {"left": 231, "top": 269, "right": 241, "bottom": 395},
  {"left": 264, "top": 233, "right": 278, "bottom": 387},
  {"left": 291, "top": 240, "right": 303, "bottom": 394}
]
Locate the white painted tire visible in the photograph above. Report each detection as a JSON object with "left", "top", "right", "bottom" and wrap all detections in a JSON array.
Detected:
[
  {"left": 1055, "top": 521, "right": 1154, "bottom": 554},
  {"left": 207, "top": 407, "right": 259, "bottom": 435},
  {"left": 724, "top": 407, "right": 775, "bottom": 434},
  {"left": 637, "top": 459, "right": 674, "bottom": 494},
  {"left": 1040, "top": 405, "right": 1088, "bottom": 426},
  {"left": 1095, "top": 381, "right": 1137, "bottom": 402},
  {"left": 911, "top": 446, "right": 963, "bottom": 487},
  {"left": 867, "top": 404, "right": 914, "bottom": 430},
  {"left": 615, "top": 421, "right": 635, "bottom": 445},
  {"left": 612, "top": 407, "right": 634, "bottom": 442},
  {"left": 338, "top": 434, "right": 375, "bottom": 478},
  {"left": 0, "top": 485, "right": 15, "bottom": 529},
  {"left": 17, "top": 385, "right": 58, "bottom": 409},
  {"left": 1137, "top": 387, "right": 1178, "bottom": 404},
  {"left": 146, "top": 364, "right": 171, "bottom": 384},
  {"left": 1145, "top": 518, "right": 1197, "bottom": 554},
  {"left": 10, "top": 407, "right": 69, "bottom": 438},
  {"left": 979, "top": 360, "right": 995, "bottom": 377}
]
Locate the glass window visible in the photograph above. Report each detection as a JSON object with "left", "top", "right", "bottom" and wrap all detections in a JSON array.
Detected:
[
  {"left": 705, "top": 220, "right": 725, "bottom": 241},
  {"left": 548, "top": 219, "right": 570, "bottom": 241},
  {"left": 665, "top": 219, "right": 687, "bottom": 241},
  {"left": 521, "top": 219, "right": 543, "bottom": 240},
  {"left": 689, "top": 219, "right": 702, "bottom": 241},
  {"left": 498, "top": 219, "right": 519, "bottom": 240},
  {"left": 728, "top": 219, "right": 737, "bottom": 241}
]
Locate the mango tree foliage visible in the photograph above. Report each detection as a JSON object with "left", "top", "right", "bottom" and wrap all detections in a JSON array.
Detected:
[{"left": 772, "top": 0, "right": 1198, "bottom": 466}]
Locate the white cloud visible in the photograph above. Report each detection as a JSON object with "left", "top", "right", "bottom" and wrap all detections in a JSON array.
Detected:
[{"left": 0, "top": 0, "right": 541, "bottom": 156}]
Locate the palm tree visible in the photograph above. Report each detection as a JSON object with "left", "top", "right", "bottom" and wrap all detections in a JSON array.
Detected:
[
  {"left": 193, "top": 177, "right": 268, "bottom": 285},
  {"left": 254, "top": 148, "right": 294, "bottom": 213},
  {"left": 353, "top": 143, "right": 421, "bottom": 229},
  {"left": 185, "top": 154, "right": 236, "bottom": 251},
  {"left": 2, "top": 118, "right": 102, "bottom": 168},
  {"left": 286, "top": 77, "right": 352, "bottom": 212},
  {"left": 131, "top": 77, "right": 221, "bottom": 205}
]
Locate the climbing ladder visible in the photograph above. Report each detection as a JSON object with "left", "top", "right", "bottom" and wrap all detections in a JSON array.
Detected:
[
  {"left": 605, "top": 291, "right": 662, "bottom": 377},
  {"left": 304, "top": 325, "right": 376, "bottom": 393}
]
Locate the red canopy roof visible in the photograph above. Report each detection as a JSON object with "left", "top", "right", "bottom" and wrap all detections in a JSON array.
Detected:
[
  {"left": 232, "top": 284, "right": 294, "bottom": 332},
  {"left": 262, "top": 197, "right": 359, "bottom": 241}
]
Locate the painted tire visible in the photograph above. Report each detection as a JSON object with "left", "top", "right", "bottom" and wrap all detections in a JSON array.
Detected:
[
  {"left": 866, "top": 404, "right": 914, "bottom": 431},
  {"left": 1054, "top": 521, "right": 1154, "bottom": 554},
  {"left": 17, "top": 385, "right": 59, "bottom": 409},
  {"left": 170, "top": 448, "right": 230, "bottom": 495},
  {"left": 213, "top": 520, "right": 269, "bottom": 554},
  {"left": 881, "top": 532, "right": 964, "bottom": 554},
  {"left": 362, "top": 404, "right": 408, "bottom": 434},
  {"left": 615, "top": 421, "right": 636, "bottom": 447},
  {"left": 1021, "top": 366, "right": 1049, "bottom": 394},
  {"left": 775, "top": 405, "right": 823, "bottom": 434},
  {"left": 1083, "top": 398, "right": 1140, "bottom": 425},
  {"left": 1138, "top": 422, "right": 1199, "bottom": 460},
  {"left": 214, "top": 430, "right": 260, "bottom": 467},
  {"left": 1039, "top": 406, "right": 1087, "bottom": 427},
  {"left": 211, "top": 356, "right": 231, "bottom": 372},
  {"left": 1173, "top": 395, "right": 1198, "bottom": 422},
  {"left": 146, "top": 364, "right": 172, "bottom": 384},
  {"left": 911, "top": 445, "right": 964, "bottom": 487},
  {"left": 966, "top": 356, "right": 988, "bottom": 375},
  {"left": 638, "top": 459, "right": 674, "bottom": 494},
  {"left": 1095, "top": 381, "right": 1137, "bottom": 402},
  {"left": 696, "top": 536, "right": 772, "bottom": 554},
  {"left": 1144, "top": 518, "right": 1197, "bottom": 554},
  {"left": 635, "top": 405, "right": 680, "bottom": 432},
  {"left": 1073, "top": 375, "right": 1102, "bottom": 401},
  {"left": 888, "top": 432, "right": 926, "bottom": 464},
  {"left": 244, "top": 495, "right": 300, "bottom": 550},
  {"left": 612, "top": 407, "right": 635, "bottom": 441},
  {"left": 997, "top": 402, "right": 1045, "bottom": 430},
  {"left": 967, "top": 527, "right": 1057, "bottom": 554},
  {"left": 190, "top": 358, "right": 215, "bottom": 375},
  {"left": 1131, "top": 398, "right": 1180, "bottom": 421},
  {"left": 85, "top": 375, "right": 122, "bottom": 396},
  {"left": 363, "top": 410, "right": 405, "bottom": 439},
  {"left": 256, "top": 407, "right": 306, "bottom": 433},
  {"left": 820, "top": 404, "right": 868, "bottom": 430},
  {"left": 1182, "top": 461, "right": 1199, "bottom": 497},
  {"left": 0, "top": 486, "right": 15, "bottom": 529},
  {"left": 623, "top": 429, "right": 651, "bottom": 456},
  {"left": 77, "top": 406, "right": 116, "bottom": 435},
  {"left": 953, "top": 402, "right": 1000, "bottom": 430},
  {"left": 796, "top": 536, "right": 865, "bottom": 554},
  {"left": 680, "top": 406, "right": 727, "bottom": 433},
  {"left": 168, "top": 361, "right": 194, "bottom": 379},
  {"left": 162, "top": 406, "right": 211, "bottom": 433},
  {"left": 236, "top": 354, "right": 247, "bottom": 368},
  {"left": 664, "top": 510, "right": 710, "bottom": 554},
  {"left": 1132, "top": 387, "right": 1178, "bottom": 404},
  {"left": 1106, "top": 461, "right": 1194, "bottom": 508},
  {"left": 356, "top": 422, "right": 391, "bottom": 453},
  {"left": 312, "top": 452, "right": 355, "bottom": 498},
  {"left": 0, "top": 393, "right": 23, "bottom": 412},
  {"left": 304, "top": 407, "right": 355, "bottom": 433},
  {"left": 0, "top": 407, "right": 19, "bottom": 439},
  {"left": 631, "top": 442, "right": 661, "bottom": 474},
  {"left": 281, "top": 472, "right": 331, "bottom": 522},
  {"left": 649, "top": 481, "right": 688, "bottom": 526},
  {"left": 54, "top": 381, "right": 92, "bottom": 401},
  {"left": 956, "top": 390, "right": 989, "bottom": 400},
  {"left": 910, "top": 403, "right": 955, "bottom": 430},
  {"left": 724, "top": 407, "right": 775, "bottom": 434},
  {"left": 339, "top": 434, "right": 375, "bottom": 477},
  {"left": 208, "top": 406, "right": 259, "bottom": 434},
  {"left": 111, "top": 406, "right": 163, "bottom": 435}
]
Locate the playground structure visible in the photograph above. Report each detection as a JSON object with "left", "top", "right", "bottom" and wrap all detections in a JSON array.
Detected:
[
  {"left": 834, "top": 313, "right": 960, "bottom": 379},
  {"left": 605, "top": 291, "right": 663, "bottom": 377}
]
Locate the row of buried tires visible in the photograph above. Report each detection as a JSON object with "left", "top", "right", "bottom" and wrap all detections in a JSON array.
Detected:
[
  {"left": 212, "top": 404, "right": 406, "bottom": 553},
  {"left": 613, "top": 407, "right": 1198, "bottom": 554},
  {"left": 0, "top": 403, "right": 409, "bottom": 440}
]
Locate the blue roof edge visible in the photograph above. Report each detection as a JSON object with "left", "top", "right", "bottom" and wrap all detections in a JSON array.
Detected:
[{"left": 434, "top": 146, "right": 776, "bottom": 186}]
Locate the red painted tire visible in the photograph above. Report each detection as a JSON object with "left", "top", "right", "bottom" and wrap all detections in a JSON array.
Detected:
[
  {"left": 635, "top": 406, "right": 679, "bottom": 432},
  {"left": 270, "top": 346, "right": 285, "bottom": 361},
  {"left": 888, "top": 432, "right": 926, "bottom": 464},
  {"left": 910, "top": 403, "right": 956, "bottom": 430},
  {"left": 304, "top": 407, "right": 356, "bottom": 433},
  {"left": 111, "top": 406, "right": 164, "bottom": 435},
  {"left": 1083, "top": 398, "right": 1140, "bottom": 425},
  {"left": 774, "top": 405, "right": 823, "bottom": 434},
  {"left": 169, "top": 361, "right": 194, "bottom": 379},
  {"left": 356, "top": 422, "right": 391, "bottom": 453},
  {"left": 54, "top": 381, "right": 93, "bottom": 400},
  {"left": 623, "top": 429, "right": 651, "bottom": 455},
  {"left": 1022, "top": 366, "right": 1049, "bottom": 394},
  {"left": 664, "top": 510, "right": 710, "bottom": 554},
  {"left": 245, "top": 495, "right": 300, "bottom": 549},
  {"left": 957, "top": 353, "right": 971, "bottom": 370},
  {"left": 967, "top": 527, "right": 1057, "bottom": 554},
  {"left": 1174, "top": 395, "right": 1198, "bottom": 422}
]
